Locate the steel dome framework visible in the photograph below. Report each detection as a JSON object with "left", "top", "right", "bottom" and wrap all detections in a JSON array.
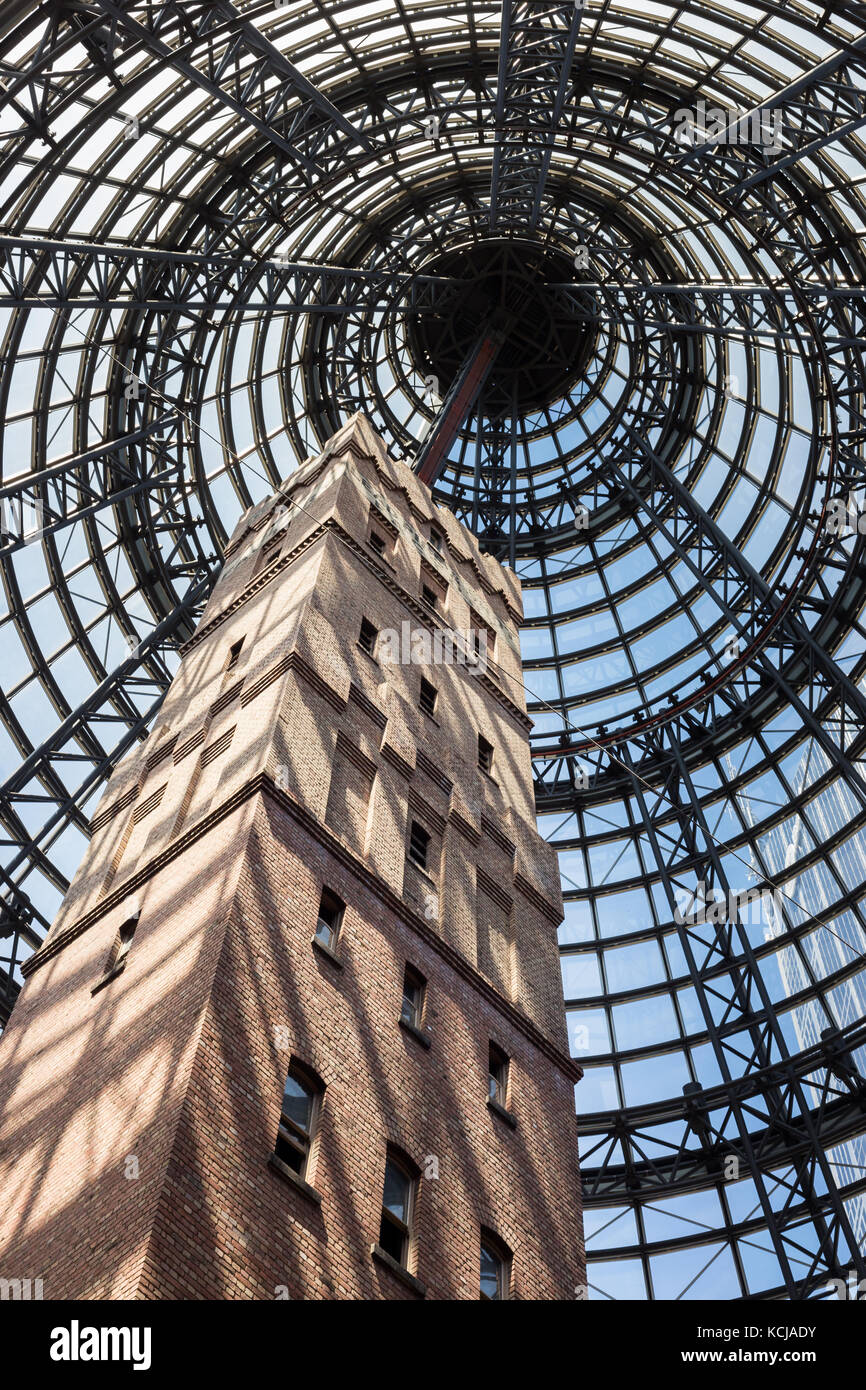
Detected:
[{"left": 1, "top": 0, "right": 866, "bottom": 1300}]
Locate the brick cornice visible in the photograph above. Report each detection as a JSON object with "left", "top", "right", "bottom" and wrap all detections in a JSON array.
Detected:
[
  {"left": 477, "top": 867, "right": 513, "bottom": 914},
  {"left": 24, "top": 773, "right": 580, "bottom": 1083},
  {"left": 447, "top": 809, "right": 481, "bottom": 845},
  {"left": 22, "top": 779, "right": 259, "bottom": 976},
  {"left": 514, "top": 872, "right": 564, "bottom": 927},
  {"left": 480, "top": 815, "right": 516, "bottom": 859}
]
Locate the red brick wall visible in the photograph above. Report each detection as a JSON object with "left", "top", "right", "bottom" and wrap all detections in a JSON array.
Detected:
[
  {"left": 0, "top": 801, "right": 254, "bottom": 1299},
  {"left": 138, "top": 794, "right": 584, "bottom": 1300}
]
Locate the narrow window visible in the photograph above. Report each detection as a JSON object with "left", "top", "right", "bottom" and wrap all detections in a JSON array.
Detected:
[
  {"left": 480, "top": 1234, "right": 511, "bottom": 1300},
  {"left": 400, "top": 965, "right": 425, "bottom": 1030},
  {"left": 274, "top": 1064, "right": 320, "bottom": 1179},
  {"left": 368, "top": 529, "right": 386, "bottom": 557},
  {"left": 478, "top": 734, "right": 494, "bottom": 774},
  {"left": 359, "top": 618, "right": 378, "bottom": 655},
  {"left": 97, "top": 913, "right": 139, "bottom": 987},
  {"left": 226, "top": 638, "right": 244, "bottom": 670},
  {"left": 489, "top": 1043, "right": 509, "bottom": 1107},
  {"left": 379, "top": 1154, "right": 415, "bottom": 1267},
  {"left": 419, "top": 678, "right": 437, "bottom": 717},
  {"left": 429, "top": 527, "right": 443, "bottom": 552},
  {"left": 254, "top": 535, "right": 282, "bottom": 576},
  {"left": 315, "top": 888, "right": 344, "bottom": 951},
  {"left": 420, "top": 564, "right": 447, "bottom": 611},
  {"left": 408, "top": 821, "right": 430, "bottom": 871},
  {"left": 469, "top": 609, "right": 496, "bottom": 660}
]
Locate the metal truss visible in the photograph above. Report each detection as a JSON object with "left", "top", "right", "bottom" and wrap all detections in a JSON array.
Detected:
[
  {"left": 490, "top": 0, "right": 584, "bottom": 231},
  {"left": 529, "top": 412, "right": 866, "bottom": 786},
  {"left": 0, "top": 235, "right": 444, "bottom": 312},
  {"left": 620, "top": 728, "right": 866, "bottom": 1299},
  {"left": 0, "top": 413, "right": 181, "bottom": 559},
  {"left": 2, "top": 0, "right": 866, "bottom": 1301},
  {"left": 582, "top": 1021, "right": 866, "bottom": 1205},
  {"left": 671, "top": 31, "right": 866, "bottom": 196}
]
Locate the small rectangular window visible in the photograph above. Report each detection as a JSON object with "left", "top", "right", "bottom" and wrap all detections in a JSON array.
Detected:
[
  {"left": 478, "top": 735, "right": 494, "bottom": 773},
  {"left": 315, "top": 889, "right": 344, "bottom": 951},
  {"left": 274, "top": 1064, "right": 321, "bottom": 1179},
  {"left": 419, "top": 678, "right": 437, "bottom": 717},
  {"left": 226, "top": 638, "right": 245, "bottom": 670},
  {"left": 96, "top": 913, "right": 139, "bottom": 987},
  {"left": 400, "top": 965, "right": 425, "bottom": 1030},
  {"left": 489, "top": 1043, "right": 509, "bottom": 1108},
  {"left": 379, "top": 1154, "right": 415, "bottom": 1267},
  {"left": 420, "top": 563, "right": 447, "bottom": 612},
  {"left": 408, "top": 821, "right": 430, "bottom": 871},
  {"left": 359, "top": 618, "right": 378, "bottom": 655},
  {"left": 480, "top": 1233, "right": 512, "bottom": 1300},
  {"left": 429, "top": 527, "right": 443, "bottom": 552},
  {"left": 368, "top": 508, "right": 395, "bottom": 558},
  {"left": 469, "top": 609, "right": 496, "bottom": 660}
]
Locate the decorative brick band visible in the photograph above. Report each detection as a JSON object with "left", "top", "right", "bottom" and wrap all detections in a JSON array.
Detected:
[
  {"left": 173, "top": 727, "right": 206, "bottom": 763},
  {"left": 181, "top": 514, "right": 532, "bottom": 735},
  {"left": 381, "top": 742, "right": 415, "bottom": 783},
  {"left": 447, "top": 809, "right": 481, "bottom": 845},
  {"left": 348, "top": 682, "right": 387, "bottom": 729},
  {"left": 335, "top": 729, "right": 378, "bottom": 782},
  {"left": 201, "top": 726, "right": 236, "bottom": 767},
  {"left": 211, "top": 678, "right": 244, "bottom": 716},
  {"left": 514, "top": 872, "right": 564, "bottom": 927},
  {"left": 131, "top": 783, "right": 167, "bottom": 825},
  {"left": 415, "top": 749, "right": 453, "bottom": 796},
  {"left": 477, "top": 867, "right": 513, "bottom": 914},
  {"left": 240, "top": 653, "right": 294, "bottom": 706},
  {"left": 23, "top": 773, "right": 581, "bottom": 1084},
  {"left": 481, "top": 815, "right": 516, "bottom": 860},
  {"left": 408, "top": 786, "right": 446, "bottom": 835},
  {"left": 90, "top": 784, "right": 137, "bottom": 833},
  {"left": 145, "top": 733, "right": 178, "bottom": 771}
]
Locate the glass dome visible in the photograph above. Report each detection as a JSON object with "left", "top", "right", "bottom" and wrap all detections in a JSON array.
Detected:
[{"left": 1, "top": 0, "right": 866, "bottom": 1299}]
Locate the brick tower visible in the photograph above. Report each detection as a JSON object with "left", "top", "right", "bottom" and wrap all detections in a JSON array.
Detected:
[{"left": 0, "top": 416, "right": 584, "bottom": 1300}]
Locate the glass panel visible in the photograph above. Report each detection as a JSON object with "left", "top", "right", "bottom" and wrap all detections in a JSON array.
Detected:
[
  {"left": 566, "top": 1006, "right": 610, "bottom": 1056},
  {"left": 382, "top": 1160, "right": 410, "bottom": 1223},
  {"left": 561, "top": 952, "right": 602, "bottom": 998},
  {"left": 595, "top": 887, "right": 654, "bottom": 938},
  {"left": 604, "top": 940, "right": 665, "bottom": 992},
  {"left": 480, "top": 1244, "right": 503, "bottom": 1299},
  {"left": 281, "top": 1073, "right": 313, "bottom": 1133},
  {"left": 315, "top": 916, "right": 335, "bottom": 945},
  {"left": 613, "top": 994, "right": 679, "bottom": 1051}
]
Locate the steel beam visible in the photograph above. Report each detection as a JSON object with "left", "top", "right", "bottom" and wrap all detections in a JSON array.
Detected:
[
  {"left": 414, "top": 315, "right": 513, "bottom": 486},
  {"left": 0, "top": 415, "right": 182, "bottom": 558},
  {"left": 90, "top": 0, "right": 373, "bottom": 169},
  {"left": 619, "top": 731, "right": 866, "bottom": 1297},
  {"left": 0, "top": 572, "right": 214, "bottom": 890},
  {"left": 490, "top": 0, "right": 584, "bottom": 231},
  {"left": 0, "top": 235, "right": 441, "bottom": 312}
]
